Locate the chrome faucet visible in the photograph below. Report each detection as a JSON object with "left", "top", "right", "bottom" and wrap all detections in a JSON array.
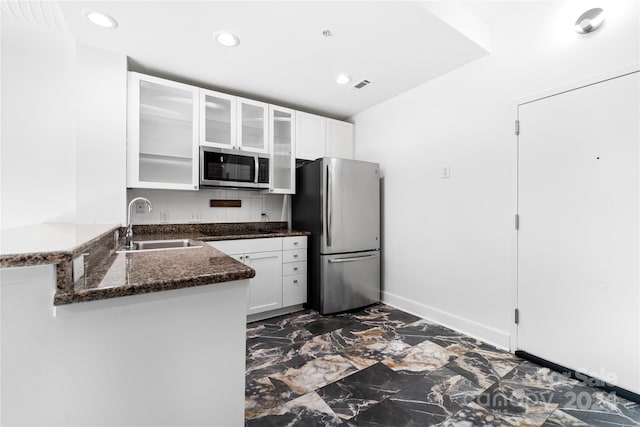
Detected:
[{"left": 126, "top": 197, "right": 153, "bottom": 249}]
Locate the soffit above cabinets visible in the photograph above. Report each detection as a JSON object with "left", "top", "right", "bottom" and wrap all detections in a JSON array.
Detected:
[{"left": 58, "top": 1, "right": 491, "bottom": 120}]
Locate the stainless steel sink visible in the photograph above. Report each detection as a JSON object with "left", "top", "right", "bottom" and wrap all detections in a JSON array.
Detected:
[{"left": 116, "top": 239, "right": 202, "bottom": 253}]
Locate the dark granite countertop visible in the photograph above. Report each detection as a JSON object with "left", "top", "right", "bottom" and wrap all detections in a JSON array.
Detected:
[
  {"left": 1, "top": 222, "right": 309, "bottom": 306},
  {"left": 54, "top": 241, "right": 255, "bottom": 305}
]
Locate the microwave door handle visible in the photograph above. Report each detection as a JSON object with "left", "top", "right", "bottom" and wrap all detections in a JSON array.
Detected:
[{"left": 254, "top": 156, "right": 259, "bottom": 184}]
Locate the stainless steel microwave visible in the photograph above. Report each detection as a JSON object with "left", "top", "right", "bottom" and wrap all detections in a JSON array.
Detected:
[{"left": 200, "top": 147, "right": 269, "bottom": 189}]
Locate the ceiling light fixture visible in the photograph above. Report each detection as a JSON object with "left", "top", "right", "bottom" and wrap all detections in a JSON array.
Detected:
[
  {"left": 336, "top": 74, "right": 351, "bottom": 85},
  {"left": 214, "top": 31, "right": 240, "bottom": 47},
  {"left": 574, "top": 8, "right": 605, "bottom": 34},
  {"left": 84, "top": 11, "right": 118, "bottom": 29}
]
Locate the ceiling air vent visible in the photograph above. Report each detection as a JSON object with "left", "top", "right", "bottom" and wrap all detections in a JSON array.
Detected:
[{"left": 352, "top": 79, "right": 372, "bottom": 90}]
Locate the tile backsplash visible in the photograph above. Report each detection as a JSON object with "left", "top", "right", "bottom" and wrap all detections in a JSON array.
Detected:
[{"left": 127, "top": 188, "right": 287, "bottom": 225}]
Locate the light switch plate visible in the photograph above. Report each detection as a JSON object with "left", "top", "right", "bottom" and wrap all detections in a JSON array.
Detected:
[{"left": 160, "top": 210, "right": 170, "bottom": 223}]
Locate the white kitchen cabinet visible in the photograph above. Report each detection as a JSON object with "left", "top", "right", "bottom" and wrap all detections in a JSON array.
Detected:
[
  {"left": 127, "top": 72, "right": 199, "bottom": 190},
  {"left": 208, "top": 238, "right": 283, "bottom": 315},
  {"left": 199, "top": 88, "right": 236, "bottom": 149},
  {"left": 209, "top": 236, "right": 308, "bottom": 317},
  {"left": 240, "top": 250, "right": 283, "bottom": 315},
  {"left": 325, "top": 118, "right": 354, "bottom": 159},
  {"left": 237, "top": 97, "right": 269, "bottom": 154},
  {"left": 295, "top": 112, "right": 326, "bottom": 161},
  {"left": 295, "top": 112, "right": 354, "bottom": 161},
  {"left": 268, "top": 105, "right": 296, "bottom": 194},
  {"left": 282, "top": 236, "right": 307, "bottom": 307}
]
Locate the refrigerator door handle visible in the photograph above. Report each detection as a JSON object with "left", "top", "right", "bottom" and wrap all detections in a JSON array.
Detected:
[
  {"left": 326, "top": 163, "right": 332, "bottom": 247},
  {"left": 328, "top": 254, "right": 378, "bottom": 263}
]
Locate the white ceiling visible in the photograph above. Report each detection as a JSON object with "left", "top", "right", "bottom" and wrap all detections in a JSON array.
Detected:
[{"left": 58, "top": 1, "right": 491, "bottom": 120}]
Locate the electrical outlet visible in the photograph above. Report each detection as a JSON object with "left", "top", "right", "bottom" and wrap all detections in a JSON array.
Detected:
[
  {"left": 160, "top": 210, "right": 170, "bottom": 223},
  {"left": 189, "top": 211, "right": 203, "bottom": 223},
  {"left": 441, "top": 165, "right": 451, "bottom": 179},
  {"left": 72, "top": 254, "right": 86, "bottom": 282}
]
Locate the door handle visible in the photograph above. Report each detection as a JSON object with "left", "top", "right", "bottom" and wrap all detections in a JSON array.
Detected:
[
  {"left": 254, "top": 156, "right": 259, "bottom": 184},
  {"left": 326, "top": 163, "right": 332, "bottom": 247},
  {"left": 328, "top": 254, "right": 378, "bottom": 263}
]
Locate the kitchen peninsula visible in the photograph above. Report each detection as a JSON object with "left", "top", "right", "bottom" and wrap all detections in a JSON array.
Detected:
[{"left": 0, "top": 221, "right": 304, "bottom": 426}]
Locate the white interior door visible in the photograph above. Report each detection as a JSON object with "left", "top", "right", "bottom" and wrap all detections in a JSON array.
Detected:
[{"left": 517, "top": 72, "right": 640, "bottom": 394}]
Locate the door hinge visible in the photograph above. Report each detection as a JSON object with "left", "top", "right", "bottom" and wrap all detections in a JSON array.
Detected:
[
  {"left": 515, "top": 308, "right": 520, "bottom": 324},
  {"left": 515, "top": 214, "right": 520, "bottom": 230},
  {"left": 515, "top": 120, "right": 520, "bottom": 136}
]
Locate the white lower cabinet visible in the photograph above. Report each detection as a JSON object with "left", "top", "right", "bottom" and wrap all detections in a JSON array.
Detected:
[
  {"left": 208, "top": 236, "right": 307, "bottom": 317},
  {"left": 283, "top": 237, "right": 307, "bottom": 306},
  {"left": 240, "top": 251, "right": 282, "bottom": 315}
]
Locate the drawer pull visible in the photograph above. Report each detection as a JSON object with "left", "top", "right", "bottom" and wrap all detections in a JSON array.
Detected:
[
  {"left": 294, "top": 242, "right": 298, "bottom": 245},
  {"left": 293, "top": 267, "right": 298, "bottom": 271},
  {"left": 293, "top": 280, "right": 298, "bottom": 284},
  {"left": 294, "top": 254, "right": 298, "bottom": 258}
]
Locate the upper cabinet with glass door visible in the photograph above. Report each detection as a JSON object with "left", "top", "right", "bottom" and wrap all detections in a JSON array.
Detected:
[
  {"left": 237, "top": 98, "right": 269, "bottom": 154},
  {"left": 268, "top": 105, "right": 296, "bottom": 194},
  {"left": 127, "top": 72, "right": 199, "bottom": 190},
  {"left": 199, "top": 89, "right": 236, "bottom": 149}
]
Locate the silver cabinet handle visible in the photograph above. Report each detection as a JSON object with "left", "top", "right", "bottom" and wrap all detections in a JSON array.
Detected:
[{"left": 328, "top": 254, "right": 378, "bottom": 264}]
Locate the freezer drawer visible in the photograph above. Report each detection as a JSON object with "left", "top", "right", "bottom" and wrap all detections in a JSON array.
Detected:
[{"left": 320, "top": 250, "right": 380, "bottom": 314}]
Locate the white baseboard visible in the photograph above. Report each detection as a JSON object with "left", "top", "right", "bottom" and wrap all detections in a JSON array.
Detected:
[{"left": 382, "top": 291, "right": 511, "bottom": 351}]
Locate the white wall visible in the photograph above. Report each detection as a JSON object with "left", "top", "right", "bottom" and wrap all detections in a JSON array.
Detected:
[
  {"left": 1, "top": 16, "right": 76, "bottom": 229},
  {"left": 76, "top": 45, "right": 127, "bottom": 225},
  {"left": 127, "top": 188, "right": 286, "bottom": 224},
  {"left": 352, "top": 0, "right": 640, "bottom": 349},
  {"left": 1, "top": 16, "right": 128, "bottom": 230}
]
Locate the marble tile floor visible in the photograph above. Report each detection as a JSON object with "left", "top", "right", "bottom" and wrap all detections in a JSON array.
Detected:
[{"left": 245, "top": 304, "right": 640, "bottom": 426}]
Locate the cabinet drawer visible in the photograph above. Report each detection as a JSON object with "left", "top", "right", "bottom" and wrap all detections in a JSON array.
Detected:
[
  {"left": 283, "top": 261, "right": 307, "bottom": 276},
  {"left": 283, "top": 274, "right": 307, "bottom": 307},
  {"left": 283, "top": 236, "right": 307, "bottom": 251},
  {"left": 282, "top": 248, "right": 307, "bottom": 263},
  {"left": 208, "top": 238, "right": 282, "bottom": 255}
]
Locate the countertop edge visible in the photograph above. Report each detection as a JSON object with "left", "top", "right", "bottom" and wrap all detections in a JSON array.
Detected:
[{"left": 53, "top": 266, "right": 256, "bottom": 305}]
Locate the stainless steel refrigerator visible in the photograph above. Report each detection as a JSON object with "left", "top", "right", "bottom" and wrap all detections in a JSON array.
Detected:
[{"left": 292, "top": 157, "right": 380, "bottom": 314}]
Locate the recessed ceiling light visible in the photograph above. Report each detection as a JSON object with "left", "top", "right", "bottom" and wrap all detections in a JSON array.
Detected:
[
  {"left": 574, "top": 8, "right": 605, "bottom": 34},
  {"left": 214, "top": 31, "right": 240, "bottom": 47},
  {"left": 336, "top": 74, "right": 351, "bottom": 85},
  {"left": 84, "top": 11, "right": 118, "bottom": 29}
]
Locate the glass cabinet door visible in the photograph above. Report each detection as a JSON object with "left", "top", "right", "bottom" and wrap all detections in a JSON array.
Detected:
[
  {"left": 269, "top": 105, "right": 296, "bottom": 194},
  {"left": 237, "top": 98, "right": 268, "bottom": 153},
  {"left": 200, "top": 89, "right": 236, "bottom": 149},
  {"left": 128, "top": 72, "right": 199, "bottom": 190}
]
